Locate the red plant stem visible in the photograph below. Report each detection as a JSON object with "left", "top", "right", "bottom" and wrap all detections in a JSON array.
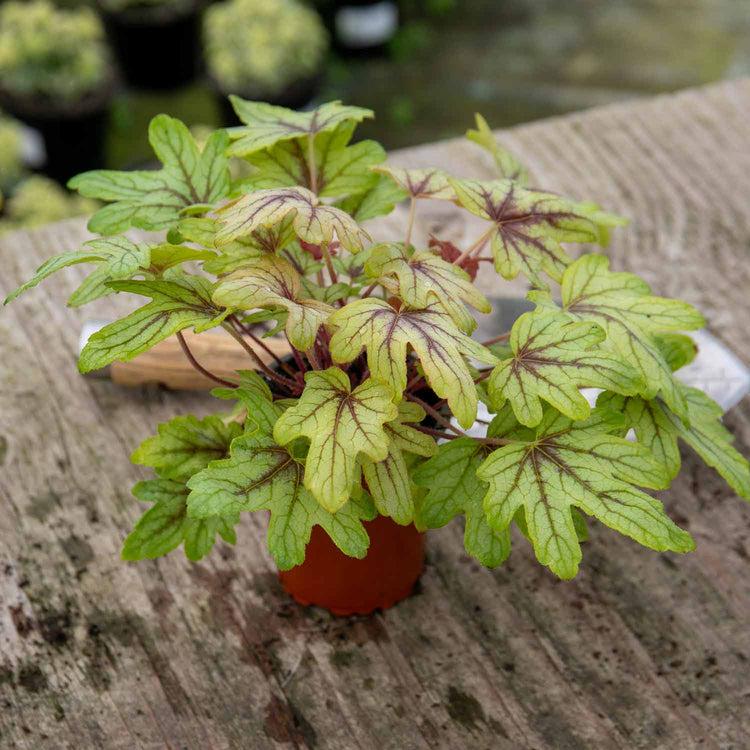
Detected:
[
  {"left": 404, "top": 392, "right": 466, "bottom": 438},
  {"left": 404, "top": 195, "right": 416, "bottom": 251},
  {"left": 321, "top": 243, "right": 338, "bottom": 285},
  {"left": 405, "top": 372, "right": 426, "bottom": 393},
  {"left": 480, "top": 331, "right": 511, "bottom": 346},
  {"left": 285, "top": 332, "right": 308, "bottom": 379},
  {"left": 305, "top": 346, "right": 322, "bottom": 370},
  {"left": 308, "top": 135, "right": 317, "bottom": 194},
  {"left": 413, "top": 423, "right": 517, "bottom": 447},
  {"left": 360, "top": 281, "right": 379, "bottom": 299},
  {"left": 176, "top": 331, "right": 237, "bottom": 388},
  {"left": 414, "top": 425, "right": 459, "bottom": 440},
  {"left": 230, "top": 315, "right": 295, "bottom": 376},
  {"left": 474, "top": 371, "right": 492, "bottom": 385},
  {"left": 222, "top": 323, "right": 300, "bottom": 393},
  {"left": 453, "top": 227, "right": 493, "bottom": 267}
]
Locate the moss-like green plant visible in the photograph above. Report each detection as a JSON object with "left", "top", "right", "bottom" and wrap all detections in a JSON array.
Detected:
[
  {"left": 0, "top": 112, "right": 24, "bottom": 192},
  {"left": 0, "top": 176, "right": 98, "bottom": 235},
  {"left": 0, "top": 0, "right": 111, "bottom": 101},
  {"left": 204, "top": 0, "right": 328, "bottom": 95},
  {"left": 5, "top": 99, "right": 749, "bottom": 579}
]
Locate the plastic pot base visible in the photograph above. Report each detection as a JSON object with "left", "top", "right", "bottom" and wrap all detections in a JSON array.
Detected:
[{"left": 278, "top": 514, "right": 424, "bottom": 616}]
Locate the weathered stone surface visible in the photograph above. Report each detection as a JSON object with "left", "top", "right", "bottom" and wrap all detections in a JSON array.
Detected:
[{"left": 1, "top": 79, "right": 749, "bottom": 749}]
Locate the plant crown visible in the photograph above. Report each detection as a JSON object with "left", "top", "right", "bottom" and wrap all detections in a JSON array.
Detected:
[{"left": 6, "top": 99, "right": 750, "bottom": 578}]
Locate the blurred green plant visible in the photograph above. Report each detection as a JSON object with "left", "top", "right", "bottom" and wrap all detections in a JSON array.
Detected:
[
  {"left": 0, "top": 112, "right": 24, "bottom": 193},
  {"left": 0, "top": 0, "right": 112, "bottom": 101},
  {"left": 203, "top": 0, "right": 329, "bottom": 95},
  {"left": 0, "top": 176, "right": 98, "bottom": 235}
]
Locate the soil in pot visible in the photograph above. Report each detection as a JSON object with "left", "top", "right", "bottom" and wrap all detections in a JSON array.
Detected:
[
  {"left": 0, "top": 84, "right": 114, "bottom": 184},
  {"left": 100, "top": 2, "right": 201, "bottom": 90},
  {"left": 279, "top": 514, "right": 425, "bottom": 616}
]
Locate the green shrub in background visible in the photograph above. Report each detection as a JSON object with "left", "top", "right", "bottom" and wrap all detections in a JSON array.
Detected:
[
  {"left": 203, "top": 0, "right": 328, "bottom": 96},
  {"left": 0, "top": 0, "right": 111, "bottom": 101},
  {"left": 0, "top": 113, "right": 24, "bottom": 193},
  {"left": 0, "top": 176, "right": 98, "bottom": 235}
]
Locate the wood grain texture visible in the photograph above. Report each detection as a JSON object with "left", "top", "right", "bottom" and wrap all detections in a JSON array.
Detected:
[{"left": 1, "top": 79, "right": 749, "bottom": 750}]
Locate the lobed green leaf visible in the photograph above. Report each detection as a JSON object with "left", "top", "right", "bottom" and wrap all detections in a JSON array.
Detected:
[
  {"left": 69, "top": 116, "right": 230, "bottom": 234},
  {"left": 329, "top": 299, "right": 498, "bottom": 428},
  {"left": 273, "top": 368, "right": 397, "bottom": 512},
  {"left": 78, "top": 276, "right": 230, "bottom": 373},
  {"left": 489, "top": 312, "right": 643, "bottom": 427},
  {"left": 477, "top": 407, "right": 693, "bottom": 579}
]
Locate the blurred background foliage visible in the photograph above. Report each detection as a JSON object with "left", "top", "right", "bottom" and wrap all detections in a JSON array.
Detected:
[{"left": 0, "top": 0, "right": 748, "bottom": 233}]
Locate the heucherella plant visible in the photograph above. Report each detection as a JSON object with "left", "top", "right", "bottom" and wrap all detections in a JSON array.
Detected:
[{"left": 6, "top": 101, "right": 749, "bottom": 579}]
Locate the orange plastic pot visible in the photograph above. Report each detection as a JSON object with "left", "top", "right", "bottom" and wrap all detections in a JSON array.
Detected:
[{"left": 278, "top": 514, "right": 425, "bottom": 615}]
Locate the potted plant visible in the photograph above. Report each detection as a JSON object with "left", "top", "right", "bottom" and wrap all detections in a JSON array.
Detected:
[
  {"left": 0, "top": 0, "right": 116, "bottom": 183},
  {"left": 0, "top": 175, "right": 99, "bottom": 236},
  {"left": 203, "top": 0, "right": 329, "bottom": 122},
  {"left": 0, "top": 111, "right": 25, "bottom": 196},
  {"left": 96, "top": 0, "right": 202, "bottom": 90},
  {"left": 6, "top": 99, "right": 749, "bottom": 616}
]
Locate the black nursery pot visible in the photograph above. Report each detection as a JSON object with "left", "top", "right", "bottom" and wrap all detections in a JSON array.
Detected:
[
  {"left": 211, "top": 72, "right": 323, "bottom": 127},
  {"left": 0, "top": 84, "right": 114, "bottom": 185},
  {"left": 100, "top": 3, "right": 201, "bottom": 90}
]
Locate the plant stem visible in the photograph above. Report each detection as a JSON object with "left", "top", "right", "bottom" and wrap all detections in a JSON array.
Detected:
[
  {"left": 175, "top": 331, "right": 237, "bottom": 387},
  {"left": 230, "top": 315, "right": 295, "bottom": 376},
  {"left": 305, "top": 346, "right": 322, "bottom": 370},
  {"left": 413, "top": 424, "right": 518, "bottom": 447},
  {"left": 221, "top": 323, "right": 300, "bottom": 393},
  {"left": 285, "top": 332, "right": 308, "bottom": 380},
  {"left": 414, "top": 425, "right": 459, "bottom": 440},
  {"left": 361, "top": 281, "right": 379, "bottom": 299},
  {"left": 474, "top": 371, "right": 492, "bottom": 385},
  {"left": 308, "top": 135, "right": 317, "bottom": 194},
  {"left": 404, "top": 392, "right": 466, "bottom": 438},
  {"left": 453, "top": 227, "right": 493, "bottom": 267},
  {"left": 404, "top": 196, "right": 416, "bottom": 251},
  {"left": 480, "top": 331, "right": 511, "bottom": 346},
  {"left": 321, "top": 243, "right": 338, "bottom": 284}
]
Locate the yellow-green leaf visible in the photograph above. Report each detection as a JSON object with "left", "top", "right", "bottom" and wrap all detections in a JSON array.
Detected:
[
  {"left": 372, "top": 165, "right": 457, "bottom": 200},
  {"left": 227, "top": 98, "right": 374, "bottom": 157},
  {"left": 466, "top": 114, "right": 528, "bottom": 185},
  {"left": 489, "top": 312, "right": 643, "bottom": 427},
  {"left": 215, "top": 186, "right": 368, "bottom": 254},
  {"left": 273, "top": 368, "right": 397, "bottom": 512},
  {"left": 123, "top": 479, "right": 238, "bottom": 563},
  {"left": 366, "top": 243, "right": 490, "bottom": 333},
  {"left": 477, "top": 407, "right": 693, "bottom": 579},
  {"left": 78, "top": 277, "right": 230, "bottom": 373},
  {"left": 69, "top": 116, "right": 230, "bottom": 234},
  {"left": 413, "top": 438, "right": 510, "bottom": 567},
  {"left": 533, "top": 254, "right": 706, "bottom": 420},
  {"left": 598, "top": 386, "right": 750, "bottom": 499},
  {"left": 450, "top": 177, "right": 600, "bottom": 289},
  {"left": 187, "top": 392, "right": 376, "bottom": 569},
  {"left": 212, "top": 255, "right": 334, "bottom": 349},
  {"left": 329, "top": 299, "right": 498, "bottom": 428},
  {"left": 361, "top": 401, "right": 436, "bottom": 525}
]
